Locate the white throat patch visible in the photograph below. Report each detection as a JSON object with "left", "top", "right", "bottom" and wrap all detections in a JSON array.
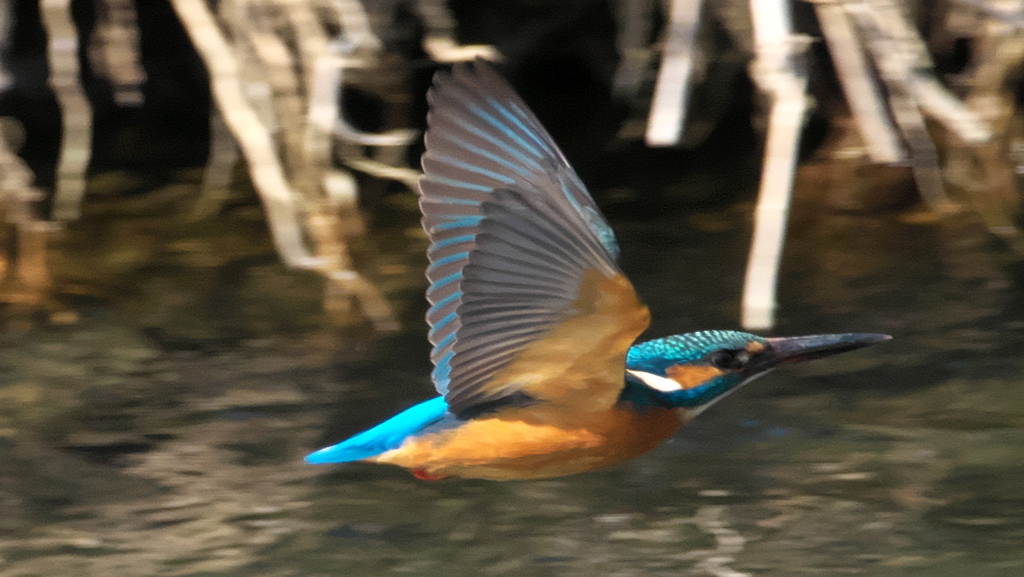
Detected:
[
  {"left": 626, "top": 369, "right": 683, "bottom": 392},
  {"left": 628, "top": 367, "right": 777, "bottom": 417}
]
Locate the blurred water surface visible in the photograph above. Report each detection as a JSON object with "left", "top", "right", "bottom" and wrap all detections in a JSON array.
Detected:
[{"left": 1, "top": 166, "right": 1023, "bottom": 577}]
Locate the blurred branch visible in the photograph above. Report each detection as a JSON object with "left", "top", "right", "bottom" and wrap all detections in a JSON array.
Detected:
[
  {"left": 813, "top": 1, "right": 905, "bottom": 163},
  {"left": 171, "top": 0, "right": 321, "bottom": 270},
  {"left": 0, "top": 117, "right": 56, "bottom": 308},
  {"left": 415, "top": 0, "right": 499, "bottom": 62},
  {"left": 41, "top": 0, "right": 93, "bottom": 221},
  {"left": 947, "top": 0, "right": 1024, "bottom": 249},
  {"left": 645, "top": 0, "right": 705, "bottom": 147},
  {"left": 741, "top": 0, "right": 811, "bottom": 330},
  {"left": 88, "top": 0, "right": 146, "bottom": 106}
]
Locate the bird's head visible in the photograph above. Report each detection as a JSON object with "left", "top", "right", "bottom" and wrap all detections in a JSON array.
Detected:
[{"left": 624, "top": 330, "right": 890, "bottom": 415}]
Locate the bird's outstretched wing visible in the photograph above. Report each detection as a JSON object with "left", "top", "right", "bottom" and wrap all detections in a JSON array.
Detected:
[{"left": 420, "top": 60, "right": 650, "bottom": 417}]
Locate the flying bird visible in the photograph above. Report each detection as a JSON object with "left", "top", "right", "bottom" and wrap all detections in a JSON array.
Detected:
[{"left": 306, "top": 61, "right": 890, "bottom": 480}]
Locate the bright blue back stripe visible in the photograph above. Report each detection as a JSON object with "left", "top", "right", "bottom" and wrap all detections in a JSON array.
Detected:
[{"left": 304, "top": 397, "right": 450, "bottom": 464}]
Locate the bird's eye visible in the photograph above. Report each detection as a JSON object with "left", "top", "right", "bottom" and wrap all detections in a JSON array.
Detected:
[{"left": 710, "top": 350, "right": 746, "bottom": 370}]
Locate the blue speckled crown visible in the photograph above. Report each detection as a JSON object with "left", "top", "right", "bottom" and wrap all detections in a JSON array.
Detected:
[{"left": 626, "top": 330, "right": 766, "bottom": 375}]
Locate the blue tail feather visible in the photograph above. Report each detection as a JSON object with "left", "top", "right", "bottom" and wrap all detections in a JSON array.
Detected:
[{"left": 305, "top": 396, "right": 449, "bottom": 464}]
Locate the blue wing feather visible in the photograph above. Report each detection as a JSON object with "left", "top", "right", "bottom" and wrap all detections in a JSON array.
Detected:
[
  {"left": 307, "top": 62, "right": 643, "bottom": 465},
  {"left": 441, "top": 186, "right": 622, "bottom": 412},
  {"left": 304, "top": 397, "right": 450, "bottom": 464},
  {"left": 420, "top": 60, "right": 631, "bottom": 416}
]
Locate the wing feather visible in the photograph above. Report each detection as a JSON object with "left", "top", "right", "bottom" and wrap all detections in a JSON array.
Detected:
[{"left": 419, "top": 61, "right": 647, "bottom": 416}]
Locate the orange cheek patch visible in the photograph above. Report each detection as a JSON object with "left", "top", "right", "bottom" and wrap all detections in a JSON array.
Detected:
[
  {"left": 746, "top": 341, "right": 766, "bottom": 355},
  {"left": 665, "top": 364, "right": 724, "bottom": 390}
]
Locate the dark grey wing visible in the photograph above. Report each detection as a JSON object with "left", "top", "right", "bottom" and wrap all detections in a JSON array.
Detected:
[
  {"left": 419, "top": 60, "right": 647, "bottom": 416},
  {"left": 442, "top": 187, "right": 649, "bottom": 415}
]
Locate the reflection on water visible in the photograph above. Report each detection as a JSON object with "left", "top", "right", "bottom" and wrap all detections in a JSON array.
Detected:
[{"left": 1, "top": 169, "right": 1023, "bottom": 576}]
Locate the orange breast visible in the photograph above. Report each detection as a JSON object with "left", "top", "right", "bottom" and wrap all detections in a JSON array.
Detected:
[{"left": 371, "top": 406, "right": 683, "bottom": 480}]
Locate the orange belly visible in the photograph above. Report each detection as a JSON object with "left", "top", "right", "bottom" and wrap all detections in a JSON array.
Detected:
[{"left": 370, "top": 406, "right": 683, "bottom": 480}]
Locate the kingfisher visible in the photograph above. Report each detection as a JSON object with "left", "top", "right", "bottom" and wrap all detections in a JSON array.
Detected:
[{"left": 306, "top": 61, "right": 890, "bottom": 481}]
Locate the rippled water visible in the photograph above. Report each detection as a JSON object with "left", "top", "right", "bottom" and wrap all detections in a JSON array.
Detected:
[{"left": 1, "top": 168, "right": 1022, "bottom": 576}]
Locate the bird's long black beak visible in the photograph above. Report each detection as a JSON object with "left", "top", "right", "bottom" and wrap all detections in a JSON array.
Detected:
[{"left": 756, "top": 333, "right": 891, "bottom": 370}]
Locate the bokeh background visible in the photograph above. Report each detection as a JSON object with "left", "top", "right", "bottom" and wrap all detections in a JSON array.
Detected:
[{"left": 0, "top": 1, "right": 1023, "bottom": 576}]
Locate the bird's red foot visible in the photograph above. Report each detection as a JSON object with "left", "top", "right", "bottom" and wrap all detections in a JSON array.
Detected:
[{"left": 410, "top": 468, "right": 446, "bottom": 481}]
